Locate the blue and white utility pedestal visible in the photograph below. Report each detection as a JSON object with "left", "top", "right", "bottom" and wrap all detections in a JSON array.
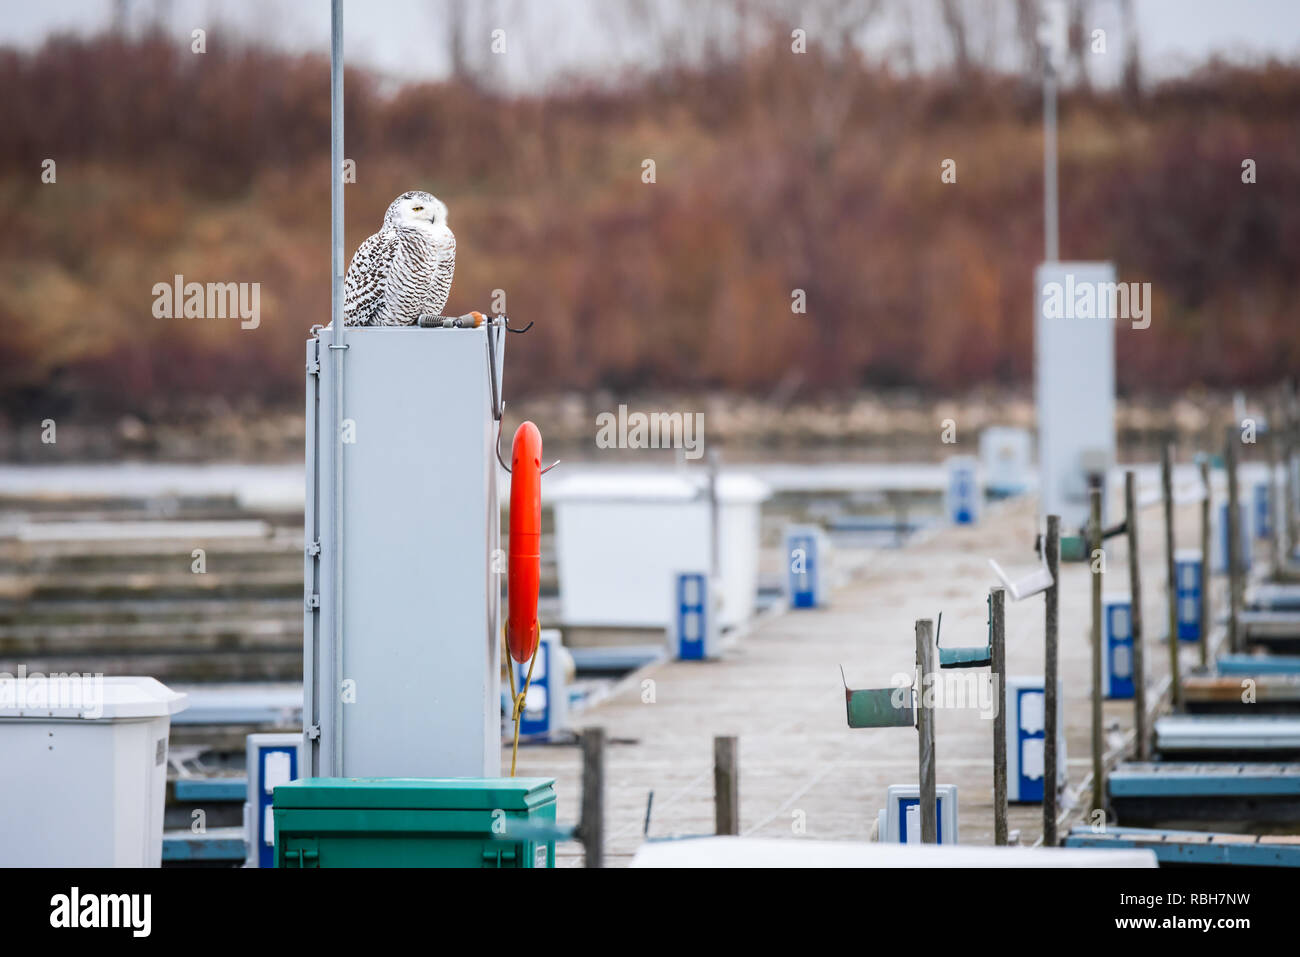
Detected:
[
  {"left": 1255, "top": 480, "right": 1273, "bottom": 541},
  {"left": 1174, "top": 549, "right": 1203, "bottom": 643},
  {"left": 945, "top": 456, "right": 981, "bottom": 525},
  {"left": 784, "top": 524, "right": 829, "bottom": 609},
  {"left": 511, "top": 629, "right": 570, "bottom": 737},
  {"left": 1005, "top": 676, "right": 1067, "bottom": 803},
  {"left": 670, "top": 571, "right": 719, "bottom": 660},
  {"left": 245, "top": 733, "right": 305, "bottom": 868},
  {"left": 1102, "top": 592, "right": 1134, "bottom": 699},
  {"left": 1215, "top": 501, "right": 1253, "bottom": 576},
  {"left": 979, "top": 426, "right": 1032, "bottom": 497},
  {"left": 876, "top": 784, "right": 959, "bottom": 844}
]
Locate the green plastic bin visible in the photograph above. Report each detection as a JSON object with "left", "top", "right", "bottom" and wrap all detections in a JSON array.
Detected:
[{"left": 273, "top": 777, "right": 557, "bottom": 868}]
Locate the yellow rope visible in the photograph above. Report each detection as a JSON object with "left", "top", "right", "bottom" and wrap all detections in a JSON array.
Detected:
[{"left": 505, "top": 623, "right": 540, "bottom": 777}]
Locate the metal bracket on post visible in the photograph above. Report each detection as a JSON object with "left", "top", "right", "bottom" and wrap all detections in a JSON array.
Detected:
[
  {"left": 489, "top": 317, "right": 559, "bottom": 476},
  {"left": 486, "top": 317, "right": 506, "bottom": 422},
  {"left": 987, "top": 550, "right": 1055, "bottom": 602},
  {"left": 841, "top": 665, "right": 916, "bottom": 729},
  {"left": 936, "top": 610, "right": 991, "bottom": 669}
]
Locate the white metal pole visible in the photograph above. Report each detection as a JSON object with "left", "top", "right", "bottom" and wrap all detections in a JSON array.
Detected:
[
  {"left": 1040, "top": 0, "right": 1063, "bottom": 262},
  {"left": 330, "top": 0, "right": 346, "bottom": 777},
  {"left": 1043, "top": 59, "right": 1059, "bottom": 261}
]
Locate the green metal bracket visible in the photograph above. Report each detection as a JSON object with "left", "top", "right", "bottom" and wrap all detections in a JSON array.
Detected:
[
  {"left": 1059, "top": 535, "right": 1088, "bottom": 562},
  {"left": 841, "top": 667, "right": 915, "bottom": 729},
  {"left": 937, "top": 608, "right": 991, "bottom": 669}
]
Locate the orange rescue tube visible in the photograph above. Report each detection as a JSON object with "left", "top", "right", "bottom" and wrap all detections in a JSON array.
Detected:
[{"left": 506, "top": 421, "right": 543, "bottom": 663}]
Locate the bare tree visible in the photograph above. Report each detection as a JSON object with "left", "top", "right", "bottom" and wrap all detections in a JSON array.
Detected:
[
  {"left": 111, "top": 0, "right": 131, "bottom": 35},
  {"left": 444, "top": 0, "right": 468, "bottom": 79},
  {"left": 1013, "top": 0, "right": 1045, "bottom": 74},
  {"left": 1066, "top": 0, "right": 1092, "bottom": 89},
  {"left": 938, "top": 0, "right": 972, "bottom": 75},
  {"left": 1119, "top": 0, "right": 1141, "bottom": 101}
]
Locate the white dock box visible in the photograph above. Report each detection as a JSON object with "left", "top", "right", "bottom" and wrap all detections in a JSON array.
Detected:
[
  {"left": 305, "top": 326, "right": 502, "bottom": 779},
  {"left": 551, "top": 472, "right": 768, "bottom": 629},
  {"left": 0, "top": 675, "right": 187, "bottom": 866}
]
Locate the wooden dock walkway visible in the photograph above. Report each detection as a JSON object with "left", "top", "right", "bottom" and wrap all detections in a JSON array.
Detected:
[{"left": 514, "top": 491, "right": 1221, "bottom": 865}]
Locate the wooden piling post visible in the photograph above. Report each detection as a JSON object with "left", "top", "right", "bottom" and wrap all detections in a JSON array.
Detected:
[
  {"left": 991, "top": 587, "right": 1008, "bottom": 846},
  {"left": 707, "top": 449, "right": 721, "bottom": 583},
  {"left": 1200, "top": 459, "right": 1212, "bottom": 670},
  {"left": 580, "top": 727, "right": 605, "bottom": 868},
  {"left": 916, "top": 618, "right": 937, "bottom": 844},
  {"left": 1044, "top": 514, "right": 1060, "bottom": 847},
  {"left": 1225, "top": 427, "right": 1242, "bottom": 654},
  {"left": 1125, "top": 471, "right": 1148, "bottom": 760},
  {"left": 1267, "top": 414, "right": 1281, "bottom": 571},
  {"left": 1089, "top": 487, "right": 1105, "bottom": 817},
  {"left": 1285, "top": 382, "right": 1298, "bottom": 556},
  {"left": 713, "top": 735, "right": 739, "bottom": 836},
  {"left": 1162, "top": 444, "right": 1182, "bottom": 710}
]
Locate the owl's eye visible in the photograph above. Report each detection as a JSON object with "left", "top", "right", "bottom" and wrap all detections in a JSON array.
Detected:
[{"left": 411, "top": 206, "right": 424, "bottom": 212}]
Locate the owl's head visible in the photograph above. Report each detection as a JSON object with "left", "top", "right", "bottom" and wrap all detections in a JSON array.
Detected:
[{"left": 385, "top": 190, "right": 449, "bottom": 229}]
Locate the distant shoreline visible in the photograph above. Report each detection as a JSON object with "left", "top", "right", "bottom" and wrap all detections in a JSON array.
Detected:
[{"left": 0, "top": 389, "right": 1252, "bottom": 465}]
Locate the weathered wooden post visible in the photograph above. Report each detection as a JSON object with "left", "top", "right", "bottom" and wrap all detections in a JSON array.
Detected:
[
  {"left": 1089, "top": 488, "right": 1105, "bottom": 817},
  {"left": 1285, "top": 382, "right": 1299, "bottom": 556},
  {"left": 707, "top": 449, "right": 721, "bottom": 583},
  {"left": 916, "top": 618, "right": 937, "bottom": 844},
  {"left": 713, "top": 735, "right": 739, "bottom": 836},
  {"left": 991, "top": 587, "right": 1008, "bottom": 845},
  {"left": 580, "top": 727, "right": 605, "bottom": 868},
  {"left": 842, "top": 622, "right": 941, "bottom": 843},
  {"left": 1200, "top": 459, "right": 1212, "bottom": 667},
  {"left": 1124, "top": 471, "right": 1148, "bottom": 760},
  {"left": 1162, "top": 444, "right": 1182, "bottom": 710},
  {"left": 1226, "top": 427, "right": 1243, "bottom": 654},
  {"left": 1044, "top": 514, "right": 1061, "bottom": 847},
  {"left": 1267, "top": 412, "right": 1281, "bottom": 571}
]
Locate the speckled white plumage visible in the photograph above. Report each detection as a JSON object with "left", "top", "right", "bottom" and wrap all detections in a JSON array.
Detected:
[{"left": 343, "top": 190, "right": 456, "bottom": 326}]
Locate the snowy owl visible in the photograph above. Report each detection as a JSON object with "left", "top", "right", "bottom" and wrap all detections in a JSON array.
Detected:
[{"left": 343, "top": 190, "right": 456, "bottom": 326}]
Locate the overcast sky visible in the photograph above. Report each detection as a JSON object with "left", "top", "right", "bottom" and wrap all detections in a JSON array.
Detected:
[{"left": 3, "top": 0, "right": 1298, "bottom": 90}]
